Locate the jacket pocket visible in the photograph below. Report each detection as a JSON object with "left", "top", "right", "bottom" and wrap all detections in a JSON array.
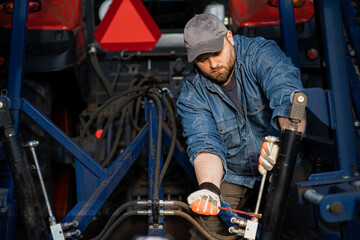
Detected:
[
  {"left": 246, "top": 96, "right": 272, "bottom": 135},
  {"left": 216, "top": 116, "right": 244, "bottom": 157}
]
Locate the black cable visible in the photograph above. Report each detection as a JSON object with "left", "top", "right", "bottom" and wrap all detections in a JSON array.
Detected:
[
  {"left": 145, "top": 89, "right": 177, "bottom": 188},
  {"left": 81, "top": 93, "right": 144, "bottom": 150},
  {"left": 101, "top": 109, "right": 126, "bottom": 167},
  {"left": 169, "top": 201, "right": 192, "bottom": 213},
  {"left": 79, "top": 87, "right": 145, "bottom": 146},
  {"left": 88, "top": 201, "right": 144, "bottom": 240},
  {"left": 99, "top": 210, "right": 140, "bottom": 240},
  {"left": 95, "top": 100, "right": 127, "bottom": 163},
  {"left": 172, "top": 210, "right": 239, "bottom": 240},
  {"left": 158, "top": 100, "right": 176, "bottom": 186},
  {"left": 110, "top": 63, "right": 122, "bottom": 92}
]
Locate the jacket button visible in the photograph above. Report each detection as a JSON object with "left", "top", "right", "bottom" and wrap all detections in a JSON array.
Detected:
[
  {"left": 248, "top": 135, "right": 251, "bottom": 138},
  {"left": 220, "top": 128, "right": 223, "bottom": 131},
  {"left": 254, "top": 108, "right": 258, "bottom": 111}
]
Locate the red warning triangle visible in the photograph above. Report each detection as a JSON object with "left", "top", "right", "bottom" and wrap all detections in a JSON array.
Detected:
[{"left": 94, "top": 0, "right": 162, "bottom": 52}]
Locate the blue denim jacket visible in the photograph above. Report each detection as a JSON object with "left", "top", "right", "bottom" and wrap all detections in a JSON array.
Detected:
[{"left": 176, "top": 35, "right": 303, "bottom": 188}]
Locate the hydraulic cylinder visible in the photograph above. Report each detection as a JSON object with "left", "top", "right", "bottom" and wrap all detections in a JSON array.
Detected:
[
  {"left": 2, "top": 134, "right": 48, "bottom": 240},
  {"left": 259, "top": 128, "right": 302, "bottom": 240}
]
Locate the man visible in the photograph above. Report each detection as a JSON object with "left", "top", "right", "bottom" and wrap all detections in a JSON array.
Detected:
[{"left": 176, "top": 13, "right": 314, "bottom": 239}]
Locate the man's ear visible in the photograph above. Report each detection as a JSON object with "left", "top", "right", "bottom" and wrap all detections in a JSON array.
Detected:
[{"left": 226, "top": 30, "right": 234, "bottom": 45}]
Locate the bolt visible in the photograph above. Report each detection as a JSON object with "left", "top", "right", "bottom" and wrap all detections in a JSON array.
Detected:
[
  {"left": 349, "top": 48, "right": 356, "bottom": 57},
  {"left": 354, "top": 121, "right": 360, "bottom": 128},
  {"left": 297, "top": 95, "right": 305, "bottom": 103},
  {"left": 327, "top": 202, "right": 343, "bottom": 215},
  {"left": 0, "top": 101, "right": 3, "bottom": 108},
  {"left": 24, "top": 140, "right": 39, "bottom": 148}
]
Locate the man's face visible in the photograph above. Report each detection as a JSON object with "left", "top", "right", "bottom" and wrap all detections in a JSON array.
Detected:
[{"left": 194, "top": 31, "right": 236, "bottom": 85}]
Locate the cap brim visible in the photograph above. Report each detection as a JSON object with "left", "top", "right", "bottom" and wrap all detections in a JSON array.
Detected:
[{"left": 187, "top": 36, "right": 224, "bottom": 62}]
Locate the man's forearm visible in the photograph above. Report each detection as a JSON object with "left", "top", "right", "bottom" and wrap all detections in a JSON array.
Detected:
[{"left": 193, "top": 152, "right": 223, "bottom": 188}]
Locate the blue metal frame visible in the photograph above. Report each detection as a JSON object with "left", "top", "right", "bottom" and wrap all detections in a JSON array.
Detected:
[
  {"left": 278, "top": 0, "right": 300, "bottom": 68},
  {"left": 318, "top": 0, "right": 357, "bottom": 178},
  {"left": 0, "top": 0, "right": 29, "bottom": 239},
  {"left": 294, "top": 0, "right": 360, "bottom": 239},
  {"left": 340, "top": 0, "right": 360, "bottom": 144},
  {"left": 298, "top": 0, "right": 358, "bottom": 180}
]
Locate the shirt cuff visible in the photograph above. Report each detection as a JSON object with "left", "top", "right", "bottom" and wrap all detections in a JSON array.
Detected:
[{"left": 271, "top": 106, "right": 290, "bottom": 130}]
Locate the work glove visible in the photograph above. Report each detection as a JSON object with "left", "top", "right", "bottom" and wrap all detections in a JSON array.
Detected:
[
  {"left": 187, "top": 182, "right": 220, "bottom": 216},
  {"left": 258, "top": 136, "right": 280, "bottom": 176}
]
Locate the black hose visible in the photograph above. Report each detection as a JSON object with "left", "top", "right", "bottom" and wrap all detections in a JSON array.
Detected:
[
  {"left": 90, "top": 200, "right": 239, "bottom": 240},
  {"left": 172, "top": 210, "right": 239, "bottom": 240},
  {"left": 95, "top": 100, "right": 127, "bottom": 163},
  {"left": 101, "top": 109, "right": 126, "bottom": 167},
  {"left": 89, "top": 51, "right": 114, "bottom": 98},
  {"left": 146, "top": 89, "right": 177, "bottom": 188},
  {"left": 98, "top": 210, "right": 140, "bottom": 240},
  {"left": 79, "top": 87, "right": 145, "bottom": 145},
  {"left": 169, "top": 201, "right": 192, "bottom": 214},
  {"left": 88, "top": 201, "right": 144, "bottom": 240},
  {"left": 158, "top": 107, "right": 176, "bottom": 186},
  {"left": 80, "top": 86, "right": 180, "bottom": 236}
]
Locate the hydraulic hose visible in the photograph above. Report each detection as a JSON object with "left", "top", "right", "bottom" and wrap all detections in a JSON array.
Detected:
[
  {"left": 171, "top": 210, "right": 239, "bottom": 240},
  {"left": 79, "top": 87, "right": 145, "bottom": 145},
  {"left": 88, "top": 201, "right": 144, "bottom": 240},
  {"left": 101, "top": 109, "right": 126, "bottom": 167},
  {"left": 90, "top": 200, "right": 239, "bottom": 240},
  {"left": 260, "top": 129, "right": 303, "bottom": 240},
  {"left": 82, "top": 86, "right": 179, "bottom": 236},
  {"left": 98, "top": 210, "right": 140, "bottom": 240},
  {"left": 95, "top": 100, "right": 127, "bottom": 163},
  {"left": 89, "top": 46, "right": 114, "bottom": 98}
]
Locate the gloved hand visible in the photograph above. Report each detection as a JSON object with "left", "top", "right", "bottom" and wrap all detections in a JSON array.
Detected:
[
  {"left": 258, "top": 137, "right": 280, "bottom": 175},
  {"left": 187, "top": 182, "right": 220, "bottom": 216}
]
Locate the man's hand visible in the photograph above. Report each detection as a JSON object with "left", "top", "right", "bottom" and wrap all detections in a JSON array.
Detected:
[
  {"left": 187, "top": 182, "right": 220, "bottom": 215},
  {"left": 258, "top": 137, "right": 280, "bottom": 175}
]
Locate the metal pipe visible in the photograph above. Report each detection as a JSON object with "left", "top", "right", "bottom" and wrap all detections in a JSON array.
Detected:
[
  {"left": 304, "top": 189, "right": 324, "bottom": 206},
  {"left": 7, "top": 0, "right": 29, "bottom": 132},
  {"left": 228, "top": 226, "right": 245, "bottom": 236},
  {"left": 230, "top": 217, "right": 247, "bottom": 227},
  {"left": 260, "top": 129, "right": 302, "bottom": 240},
  {"left": 254, "top": 174, "right": 266, "bottom": 215},
  {"left": 25, "top": 140, "right": 56, "bottom": 226}
]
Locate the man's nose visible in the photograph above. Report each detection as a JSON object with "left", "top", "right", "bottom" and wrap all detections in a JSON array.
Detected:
[{"left": 208, "top": 57, "right": 219, "bottom": 69}]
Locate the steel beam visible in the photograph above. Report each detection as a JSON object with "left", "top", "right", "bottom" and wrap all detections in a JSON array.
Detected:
[
  {"left": 318, "top": 0, "right": 358, "bottom": 177},
  {"left": 278, "top": 0, "right": 300, "bottom": 68}
]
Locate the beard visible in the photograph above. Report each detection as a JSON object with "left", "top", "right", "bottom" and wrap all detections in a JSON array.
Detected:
[{"left": 204, "top": 61, "right": 235, "bottom": 85}]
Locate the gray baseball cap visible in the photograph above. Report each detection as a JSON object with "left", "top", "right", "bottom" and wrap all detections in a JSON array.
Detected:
[{"left": 184, "top": 13, "right": 228, "bottom": 62}]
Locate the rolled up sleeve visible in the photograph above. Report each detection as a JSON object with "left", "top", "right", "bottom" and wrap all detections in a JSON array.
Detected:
[{"left": 176, "top": 87, "right": 228, "bottom": 173}]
